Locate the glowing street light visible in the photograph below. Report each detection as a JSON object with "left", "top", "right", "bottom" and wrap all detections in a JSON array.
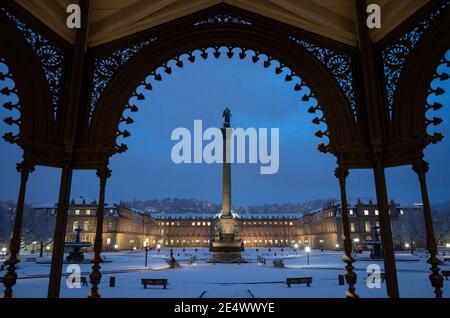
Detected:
[
  {"left": 446, "top": 243, "right": 450, "bottom": 248},
  {"left": 335, "top": 244, "right": 340, "bottom": 249},
  {"left": 1, "top": 247, "right": 6, "bottom": 260},
  {"left": 114, "top": 244, "right": 119, "bottom": 250},
  {"left": 157, "top": 243, "right": 161, "bottom": 255},
  {"left": 305, "top": 246, "right": 311, "bottom": 266},
  {"left": 46, "top": 246, "right": 50, "bottom": 257},
  {"left": 294, "top": 243, "right": 299, "bottom": 255},
  {"left": 405, "top": 243, "right": 410, "bottom": 249}
]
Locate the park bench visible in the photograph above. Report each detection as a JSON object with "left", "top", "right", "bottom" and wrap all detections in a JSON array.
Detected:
[
  {"left": 286, "top": 277, "right": 312, "bottom": 288},
  {"left": 367, "top": 272, "right": 385, "bottom": 283},
  {"left": 141, "top": 278, "right": 168, "bottom": 289},
  {"left": 442, "top": 271, "right": 450, "bottom": 280},
  {"left": 68, "top": 276, "right": 88, "bottom": 286}
]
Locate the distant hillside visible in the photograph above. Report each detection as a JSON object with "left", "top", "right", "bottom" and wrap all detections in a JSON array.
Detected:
[{"left": 125, "top": 198, "right": 330, "bottom": 215}]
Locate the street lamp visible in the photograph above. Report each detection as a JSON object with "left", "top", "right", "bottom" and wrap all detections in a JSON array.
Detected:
[
  {"left": 114, "top": 244, "right": 119, "bottom": 251},
  {"left": 294, "top": 243, "right": 299, "bottom": 255},
  {"left": 305, "top": 246, "right": 311, "bottom": 266},
  {"left": 31, "top": 241, "right": 37, "bottom": 254},
  {"left": 157, "top": 243, "right": 161, "bottom": 256},
  {"left": 335, "top": 244, "right": 340, "bottom": 249},
  {"left": 446, "top": 243, "right": 450, "bottom": 248},
  {"left": 46, "top": 246, "right": 50, "bottom": 257},
  {"left": 144, "top": 244, "right": 149, "bottom": 267},
  {"left": 1, "top": 247, "right": 6, "bottom": 260}
]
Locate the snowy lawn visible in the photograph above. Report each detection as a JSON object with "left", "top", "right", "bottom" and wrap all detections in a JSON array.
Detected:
[{"left": 5, "top": 248, "right": 449, "bottom": 298}]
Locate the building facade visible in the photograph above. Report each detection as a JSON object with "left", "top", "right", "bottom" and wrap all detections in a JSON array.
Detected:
[{"left": 33, "top": 200, "right": 416, "bottom": 251}]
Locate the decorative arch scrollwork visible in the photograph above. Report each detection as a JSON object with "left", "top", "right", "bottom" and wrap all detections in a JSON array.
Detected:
[
  {"left": 88, "top": 38, "right": 158, "bottom": 121},
  {"left": 424, "top": 50, "right": 450, "bottom": 145},
  {"left": 0, "top": 6, "right": 65, "bottom": 119},
  {"left": 0, "top": 57, "right": 21, "bottom": 145},
  {"left": 381, "top": 0, "right": 450, "bottom": 117},
  {"left": 193, "top": 13, "right": 253, "bottom": 26},
  {"left": 289, "top": 37, "right": 357, "bottom": 121},
  {"left": 112, "top": 46, "right": 330, "bottom": 156}
]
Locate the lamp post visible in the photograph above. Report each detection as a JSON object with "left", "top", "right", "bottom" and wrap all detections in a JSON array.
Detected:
[
  {"left": 305, "top": 246, "right": 311, "bottom": 266},
  {"left": 1, "top": 247, "right": 6, "bottom": 260},
  {"left": 294, "top": 243, "right": 299, "bottom": 255},
  {"left": 157, "top": 243, "right": 161, "bottom": 256},
  {"left": 46, "top": 246, "right": 50, "bottom": 257},
  {"left": 144, "top": 244, "right": 149, "bottom": 267},
  {"left": 31, "top": 241, "right": 37, "bottom": 254}
]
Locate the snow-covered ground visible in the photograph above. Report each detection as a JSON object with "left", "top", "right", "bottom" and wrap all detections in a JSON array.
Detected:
[{"left": 4, "top": 248, "right": 449, "bottom": 298}]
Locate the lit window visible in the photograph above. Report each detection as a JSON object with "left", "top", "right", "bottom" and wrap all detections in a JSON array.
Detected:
[
  {"left": 375, "top": 210, "right": 379, "bottom": 216},
  {"left": 349, "top": 209, "right": 354, "bottom": 215},
  {"left": 364, "top": 210, "right": 369, "bottom": 216},
  {"left": 197, "top": 222, "right": 201, "bottom": 226},
  {"left": 350, "top": 223, "right": 356, "bottom": 233},
  {"left": 75, "top": 209, "right": 80, "bottom": 215},
  {"left": 192, "top": 222, "right": 195, "bottom": 226},
  {"left": 365, "top": 221, "right": 371, "bottom": 233},
  {"left": 400, "top": 210, "right": 404, "bottom": 215},
  {"left": 106, "top": 238, "right": 111, "bottom": 245},
  {"left": 86, "top": 209, "right": 91, "bottom": 215},
  {"left": 207, "top": 222, "right": 211, "bottom": 226},
  {"left": 83, "top": 221, "right": 89, "bottom": 231},
  {"left": 73, "top": 221, "right": 79, "bottom": 231}
]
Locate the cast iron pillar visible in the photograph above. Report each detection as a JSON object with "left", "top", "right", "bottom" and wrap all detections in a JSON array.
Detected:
[
  {"left": 2, "top": 161, "right": 34, "bottom": 298},
  {"left": 335, "top": 165, "right": 358, "bottom": 298},
  {"left": 412, "top": 159, "right": 444, "bottom": 298},
  {"left": 88, "top": 166, "right": 111, "bottom": 298}
]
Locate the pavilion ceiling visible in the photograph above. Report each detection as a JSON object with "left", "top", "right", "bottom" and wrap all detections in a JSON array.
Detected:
[{"left": 15, "top": 0, "right": 430, "bottom": 47}]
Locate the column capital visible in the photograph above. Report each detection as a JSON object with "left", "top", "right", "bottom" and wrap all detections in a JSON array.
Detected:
[
  {"left": 96, "top": 167, "right": 112, "bottom": 181},
  {"left": 412, "top": 159, "right": 430, "bottom": 175},
  {"left": 334, "top": 165, "right": 349, "bottom": 180},
  {"left": 16, "top": 161, "right": 35, "bottom": 174}
]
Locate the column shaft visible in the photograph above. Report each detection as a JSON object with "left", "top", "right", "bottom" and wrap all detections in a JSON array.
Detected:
[
  {"left": 335, "top": 165, "right": 358, "bottom": 298},
  {"left": 48, "top": 163, "right": 73, "bottom": 298},
  {"left": 88, "top": 167, "right": 111, "bottom": 298},
  {"left": 2, "top": 161, "right": 34, "bottom": 298},
  {"left": 413, "top": 159, "right": 443, "bottom": 298},
  {"left": 373, "top": 161, "right": 399, "bottom": 298}
]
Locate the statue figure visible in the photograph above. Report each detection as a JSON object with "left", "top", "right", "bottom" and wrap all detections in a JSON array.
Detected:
[{"left": 222, "top": 107, "right": 231, "bottom": 127}]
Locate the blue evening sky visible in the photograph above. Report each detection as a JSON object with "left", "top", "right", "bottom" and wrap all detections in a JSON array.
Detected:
[{"left": 0, "top": 49, "right": 449, "bottom": 206}]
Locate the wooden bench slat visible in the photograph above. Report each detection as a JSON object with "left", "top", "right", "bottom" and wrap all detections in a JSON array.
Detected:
[
  {"left": 141, "top": 278, "right": 168, "bottom": 289},
  {"left": 286, "top": 277, "right": 312, "bottom": 287}
]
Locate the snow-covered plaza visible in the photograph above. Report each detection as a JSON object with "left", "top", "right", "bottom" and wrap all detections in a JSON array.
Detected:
[{"left": 5, "top": 248, "right": 449, "bottom": 298}]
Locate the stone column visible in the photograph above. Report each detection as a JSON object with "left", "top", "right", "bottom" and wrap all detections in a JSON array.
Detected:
[
  {"left": 221, "top": 127, "right": 232, "bottom": 219},
  {"left": 2, "top": 161, "right": 34, "bottom": 298},
  {"left": 88, "top": 167, "right": 111, "bottom": 298}
]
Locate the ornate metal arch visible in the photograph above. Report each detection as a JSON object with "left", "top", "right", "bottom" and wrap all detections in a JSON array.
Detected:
[
  {"left": 77, "top": 5, "right": 367, "bottom": 169},
  {"left": 383, "top": 1, "right": 450, "bottom": 165},
  {"left": 0, "top": 2, "right": 70, "bottom": 166}
]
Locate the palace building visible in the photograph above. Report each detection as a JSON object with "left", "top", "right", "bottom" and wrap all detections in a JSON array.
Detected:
[{"left": 33, "top": 199, "right": 416, "bottom": 251}]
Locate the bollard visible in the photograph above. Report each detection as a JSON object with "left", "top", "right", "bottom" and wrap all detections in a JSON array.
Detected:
[
  {"left": 338, "top": 274, "right": 345, "bottom": 286},
  {"left": 110, "top": 276, "right": 116, "bottom": 288}
]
